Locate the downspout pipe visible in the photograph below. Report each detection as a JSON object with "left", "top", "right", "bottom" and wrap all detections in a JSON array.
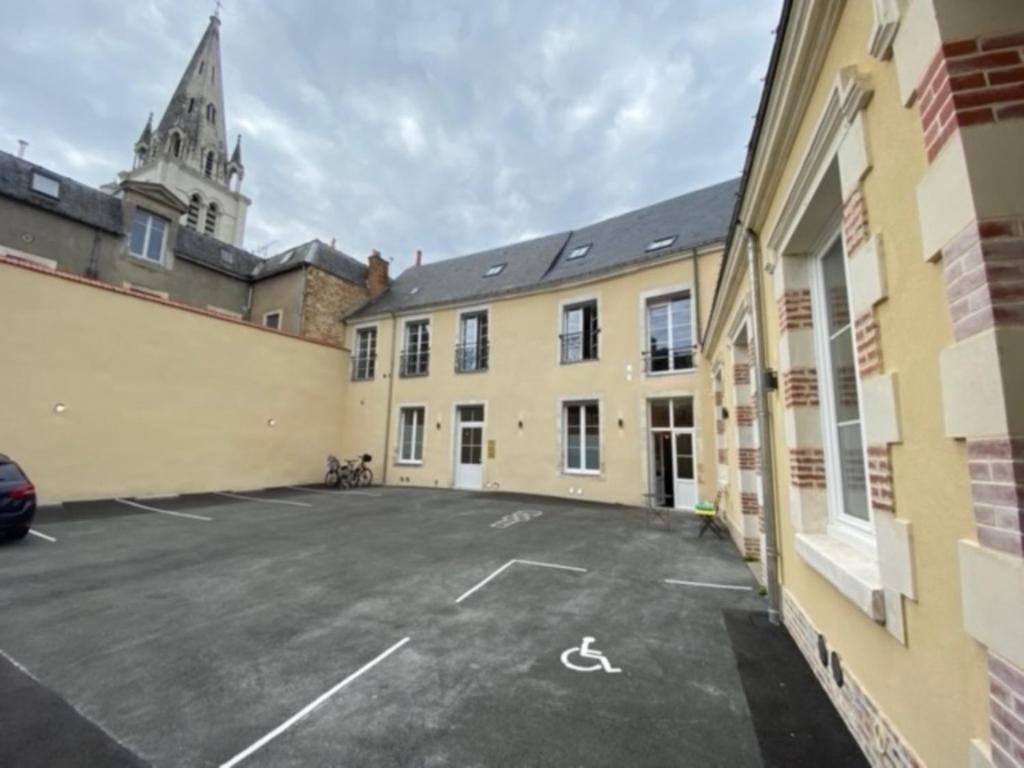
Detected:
[
  {"left": 691, "top": 247, "right": 702, "bottom": 350},
  {"left": 746, "top": 228, "right": 781, "bottom": 625},
  {"left": 381, "top": 312, "right": 398, "bottom": 485}
]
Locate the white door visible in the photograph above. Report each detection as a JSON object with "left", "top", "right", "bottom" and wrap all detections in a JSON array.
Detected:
[
  {"left": 454, "top": 405, "right": 485, "bottom": 490},
  {"left": 673, "top": 429, "right": 697, "bottom": 510}
]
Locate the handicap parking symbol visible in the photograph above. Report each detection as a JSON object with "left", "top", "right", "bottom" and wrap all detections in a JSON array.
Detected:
[{"left": 560, "top": 636, "right": 621, "bottom": 674}]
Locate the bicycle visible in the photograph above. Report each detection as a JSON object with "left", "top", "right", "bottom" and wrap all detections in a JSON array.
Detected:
[
  {"left": 347, "top": 453, "right": 373, "bottom": 487},
  {"left": 325, "top": 453, "right": 373, "bottom": 489}
]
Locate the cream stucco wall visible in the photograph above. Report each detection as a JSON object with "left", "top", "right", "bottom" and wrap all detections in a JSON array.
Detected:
[
  {"left": 0, "top": 259, "right": 348, "bottom": 504},
  {"left": 706, "top": 2, "right": 988, "bottom": 765},
  {"left": 341, "top": 250, "right": 722, "bottom": 508}
]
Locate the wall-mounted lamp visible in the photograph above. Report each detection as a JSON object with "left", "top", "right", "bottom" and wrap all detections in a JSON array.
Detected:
[
  {"left": 53, "top": 403, "right": 67, "bottom": 414},
  {"left": 517, "top": 419, "right": 524, "bottom": 430},
  {"left": 267, "top": 418, "right": 277, "bottom": 428},
  {"left": 436, "top": 420, "right": 442, "bottom": 431},
  {"left": 617, "top": 417, "right": 625, "bottom": 429},
  {"left": 762, "top": 368, "right": 779, "bottom": 392},
  {"left": 720, "top": 407, "right": 729, "bottom": 420}
]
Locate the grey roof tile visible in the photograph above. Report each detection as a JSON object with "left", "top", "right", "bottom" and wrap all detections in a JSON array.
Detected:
[
  {"left": 351, "top": 178, "right": 739, "bottom": 317},
  {"left": 0, "top": 150, "right": 123, "bottom": 234},
  {"left": 254, "top": 239, "right": 368, "bottom": 284}
]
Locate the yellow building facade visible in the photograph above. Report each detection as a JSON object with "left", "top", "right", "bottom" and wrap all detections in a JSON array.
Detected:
[{"left": 704, "top": 1, "right": 1024, "bottom": 766}]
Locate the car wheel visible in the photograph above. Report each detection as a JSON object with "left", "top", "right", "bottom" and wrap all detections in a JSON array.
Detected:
[{"left": 9, "top": 526, "right": 29, "bottom": 541}]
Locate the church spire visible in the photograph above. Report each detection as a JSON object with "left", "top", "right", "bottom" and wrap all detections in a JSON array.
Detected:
[{"left": 152, "top": 14, "right": 230, "bottom": 180}]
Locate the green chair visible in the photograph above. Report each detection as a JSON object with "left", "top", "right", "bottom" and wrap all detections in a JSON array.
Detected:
[{"left": 694, "top": 492, "right": 725, "bottom": 539}]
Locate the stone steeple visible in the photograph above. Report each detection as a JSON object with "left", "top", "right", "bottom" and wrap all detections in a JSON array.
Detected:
[{"left": 123, "top": 13, "right": 250, "bottom": 247}]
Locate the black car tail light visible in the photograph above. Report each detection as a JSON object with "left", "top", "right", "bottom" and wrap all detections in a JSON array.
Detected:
[{"left": 9, "top": 483, "right": 35, "bottom": 500}]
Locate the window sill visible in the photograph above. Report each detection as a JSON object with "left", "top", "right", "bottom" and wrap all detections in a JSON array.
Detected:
[
  {"left": 560, "top": 358, "right": 600, "bottom": 366},
  {"left": 399, "top": 372, "right": 430, "bottom": 379},
  {"left": 562, "top": 469, "right": 602, "bottom": 477},
  {"left": 124, "top": 253, "right": 168, "bottom": 271},
  {"left": 794, "top": 533, "right": 885, "bottom": 622},
  {"left": 645, "top": 368, "right": 696, "bottom": 377},
  {"left": 395, "top": 460, "right": 423, "bottom": 467},
  {"left": 455, "top": 368, "right": 489, "bottom": 375},
  {"left": 350, "top": 377, "right": 376, "bottom": 383}
]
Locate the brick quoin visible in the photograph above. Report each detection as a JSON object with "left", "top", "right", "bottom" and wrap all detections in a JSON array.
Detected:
[
  {"left": 782, "top": 368, "right": 819, "bottom": 408},
  {"left": 917, "top": 32, "right": 1024, "bottom": 162},
  {"left": 967, "top": 437, "right": 1024, "bottom": 557},
  {"left": 867, "top": 445, "right": 895, "bottom": 515},
  {"left": 988, "top": 652, "right": 1024, "bottom": 767},
  {"left": 736, "top": 405, "right": 756, "bottom": 426},
  {"left": 738, "top": 447, "right": 760, "bottom": 472},
  {"left": 854, "top": 311, "right": 883, "bottom": 377},
  {"left": 789, "top": 448, "right": 826, "bottom": 489},
  {"left": 717, "top": 448, "right": 728, "bottom": 466},
  {"left": 741, "top": 491, "right": 760, "bottom": 515},
  {"left": 733, "top": 362, "right": 751, "bottom": 385},
  {"left": 778, "top": 289, "right": 813, "bottom": 331},
  {"left": 942, "top": 218, "right": 1024, "bottom": 341},
  {"left": 842, "top": 188, "right": 870, "bottom": 256}
]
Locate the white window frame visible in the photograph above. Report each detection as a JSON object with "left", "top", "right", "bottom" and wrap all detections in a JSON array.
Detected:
[
  {"left": 353, "top": 325, "right": 378, "bottom": 380},
  {"left": 646, "top": 236, "right": 677, "bottom": 252},
  {"left": 567, "top": 244, "right": 591, "bottom": 260},
  {"left": 562, "top": 399, "right": 601, "bottom": 475},
  {"left": 643, "top": 289, "right": 695, "bottom": 375},
  {"left": 456, "top": 307, "right": 489, "bottom": 373},
  {"left": 559, "top": 296, "right": 600, "bottom": 364},
  {"left": 483, "top": 263, "right": 506, "bottom": 277},
  {"left": 30, "top": 172, "right": 60, "bottom": 198},
  {"left": 262, "top": 310, "right": 283, "bottom": 330},
  {"left": 397, "top": 405, "right": 426, "bottom": 465},
  {"left": 810, "top": 227, "right": 874, "bottom": 550},
  {"left": 128, "top": 209, "right": 168, "bottom": 264},
  {"left": 402, "top": 317, "right": 431, "bottom": 376}
]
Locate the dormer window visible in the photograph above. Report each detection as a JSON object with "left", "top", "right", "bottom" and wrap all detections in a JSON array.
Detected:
[
  {"left": 567, "top": 244, "right": 591, "bottom": 260},
  {"left": 128, "top": 209, "right": 168, "bottom": 264},
  {"left": 646, "top": 236, "right": 677, "bottom": 252},
  {"left": 30, "top": 172, "right": 60, "bottom": 199},
  {"left": 484, "top": 263, "right": 506, "bottom": 277}
]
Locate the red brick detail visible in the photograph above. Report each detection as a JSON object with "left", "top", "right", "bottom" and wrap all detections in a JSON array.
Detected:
[
  {"left": 917, "top": 34, "right": 1024, "bottom": 162},
  {"left": 717, "top": 448, "right": 728, "bottom": 466},
  {"left": 778, "top": 289, "right": 813, "bottom": 331},
  {"left": 789, "top": 448, "right": 826, "bottom": 489},
  {"left": 967, "top": 437, "right": 1024, "bottom": 557},
  {"left": 842, "top": 188, "right": 870, "bottom": 256},
  {"left": 715, "top": 390, "right": 724, "bottom": 407},
  {"left": 783, "top": 593, "right": 925, "bottom": 767},
  {"left": 733, "top": 362, "right": 751, "bottom": 385},
  {"left": 782, "top": 368, "right": 819, "bottom": 408},
  {"left": 854, "top": 311, "right": 883, "bottom": 377},
  {"left": 736, "top": 405, "right": 755, "bottom": 426},
  {"left": 738, "top": 448, "right": 760, "bottom": 472},
  {"left": 716, "top": 419, "right": 726, "bottom": 436},
  {"left": 943, "top": 218, "right": 1024, "bottom": 340},
  {"left": 367, "top": 250, "right": 390, "bottom": 299},
  {"left": 989, "top": 652, "right": 1024, "bottom": 767},
  {"left": 867, "top": 446, "right": 895, "bottom": 515},
  {"left": 740, "top": 491, "right": 760, "bottom": 516}
]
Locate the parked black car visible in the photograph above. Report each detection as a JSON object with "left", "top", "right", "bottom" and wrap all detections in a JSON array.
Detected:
[{"left": 0, "top": 455, "right": 36, "bottom": 541}]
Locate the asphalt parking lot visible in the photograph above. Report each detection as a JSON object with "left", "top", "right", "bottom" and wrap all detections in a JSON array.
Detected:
[{"left": 0, "top": 487, "right": 865, "bottom": 767}]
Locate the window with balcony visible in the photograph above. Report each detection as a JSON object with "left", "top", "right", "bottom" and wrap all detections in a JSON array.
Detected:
[
  {"left": 352, "top": 327, "right": 378, "bottom": 381},
  {"left": 456, "top": 311, "right": 488, "bottom": 373},
  {"left": 561, "top": 300, "right": 598, "bottom": 363},
  {"left": 644, "top": 292, "right": 693, "bottom": 373},
  {"left": 401, "top": 319, "right": 430, "bottom": 377}
]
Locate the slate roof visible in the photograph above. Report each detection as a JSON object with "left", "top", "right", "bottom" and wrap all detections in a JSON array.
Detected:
[
  {"left": 254, "top": 240, "right": 368, "bottom": 284},
  {"left": 173, "top": 226, "right": 262, "bottom": 276},
  {"left": 352, "top": 177, "right": 740, "bottom": 318},
  {"left": 0, "top": 150, "right": 123, "bottom": 234}
]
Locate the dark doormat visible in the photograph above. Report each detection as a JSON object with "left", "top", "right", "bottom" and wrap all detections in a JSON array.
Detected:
[
  {"left": 724, "top": 609, "right": 869, "bottom": 768},
  {"left": 0, "top": 653, "right": 148, "bottom": 768}
]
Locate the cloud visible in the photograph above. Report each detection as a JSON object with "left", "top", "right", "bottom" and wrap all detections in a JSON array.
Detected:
[{"left": 0, "top": 0, "right": 782, "bottom": 270}]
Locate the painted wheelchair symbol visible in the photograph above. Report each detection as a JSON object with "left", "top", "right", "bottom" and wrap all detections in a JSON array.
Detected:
[{"left": 560, "top": 636, "right": 622, "bottom": 674}]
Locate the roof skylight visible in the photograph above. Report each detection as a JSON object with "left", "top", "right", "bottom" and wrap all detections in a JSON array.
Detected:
[
  {"left": 30, "top": 172, "right": 60, "bottom": 199},
  {"left": 484, "top": 263, "right": 506, "bottom": 277},
  {"left": 646, "top": 236, "right": 677, "bottom": 252},
  {"left": 567, "top": 244, "right": 591, "bottom": 260}
]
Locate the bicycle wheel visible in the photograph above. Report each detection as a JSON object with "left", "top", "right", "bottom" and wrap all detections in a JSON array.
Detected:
[
  {"left": 324, "top": 470, "right": 340, "bottom": 488},
  {"left": 358, "top": 467, "right": 373, "bottom": 487}
]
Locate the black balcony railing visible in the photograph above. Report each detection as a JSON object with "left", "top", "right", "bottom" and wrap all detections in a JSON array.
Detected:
[
  {"left": 400, "top": 348, "right": 430, "bottom": 377},
  {"left": 560, "top": 330, "right": 599, "bottom": 364},
  {"left": 351, "top": 353, "right": 377, "bottom": 381},
  {"left": 455, "top": 341, "right": 489, "bottom": 373},
  {"left": 643, "top": 345, "right": 694, "bottom": 373}
]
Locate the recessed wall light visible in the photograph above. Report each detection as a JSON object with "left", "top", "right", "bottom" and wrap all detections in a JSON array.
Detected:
[
  {"left": 53, "top": 403, "right": 66, "bottom": 414},
  {"left": 267, "top": 418, "right": 277, "bottom": 427}
]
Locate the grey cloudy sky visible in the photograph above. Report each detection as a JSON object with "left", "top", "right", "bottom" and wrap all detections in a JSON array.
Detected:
[{"left": 2, "top": 0, "right": 780, "bottom": 272}]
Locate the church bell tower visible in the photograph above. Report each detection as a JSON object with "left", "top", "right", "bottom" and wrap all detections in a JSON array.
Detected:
[{"left": 122, "top": 13, "right": 250, "bottom": 247}]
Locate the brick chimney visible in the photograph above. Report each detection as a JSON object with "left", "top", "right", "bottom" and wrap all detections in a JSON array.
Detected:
[
  {"left": 415, "top": 249, "right": 423, "bottom": 267},
  {"left": 367, "top": 250, "right": 389, "bottom": 299}
]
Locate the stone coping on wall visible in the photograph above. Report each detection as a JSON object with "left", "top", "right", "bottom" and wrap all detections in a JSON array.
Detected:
[
  {"left": 795, "top": 533, "right": 886, "bottom": 622},
  {"left": 0, "top": 253, "right": 349, "bottom": 352}
]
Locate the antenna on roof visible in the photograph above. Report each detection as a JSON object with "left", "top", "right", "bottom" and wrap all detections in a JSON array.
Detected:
[{"left": 17, "top": 140, "right": 28, "bottom": 159}]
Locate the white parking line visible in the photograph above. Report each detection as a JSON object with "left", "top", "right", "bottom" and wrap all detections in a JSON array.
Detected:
[
  {"left": 286, "top": 486, "right": 382, "bottom": 498},
  {"left": 455, "top": 558, "right": 588, "bottom": 604},
  {"left": 213, "top": 492, "right": 312, "bottom": 508},
  {"left": 515, "top": 558, "right": 588, "bottom": 574},
  {"left": 28, "top": 529, "right": 57, "bottom": 542},
  {"left": 114, "top": 498, "right": 213, "bottom": 522},
  {"left": 455, "top": 559, "right": 517, "bottom": 604},
  {"left": 219, "top": 636, "right": 411, "bottom": 768},
  {"left": 663, "top": 578, "right": 752, "bottom": 592}
]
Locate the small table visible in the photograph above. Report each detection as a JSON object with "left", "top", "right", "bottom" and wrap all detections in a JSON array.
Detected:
[{"left": 643, "top": 492, "right": 672, "bottom": 530}]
